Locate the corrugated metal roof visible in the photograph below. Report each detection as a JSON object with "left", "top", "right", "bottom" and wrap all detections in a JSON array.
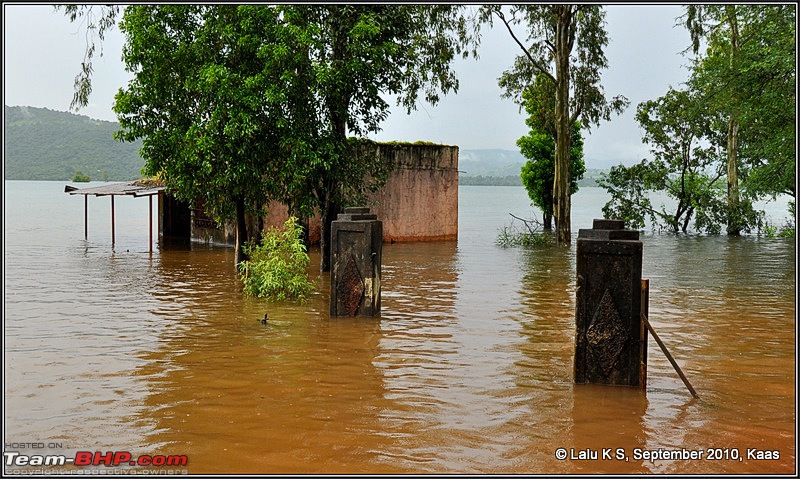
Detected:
[{"left": 65, "top": 181, "right": 165, "bottom": 197}]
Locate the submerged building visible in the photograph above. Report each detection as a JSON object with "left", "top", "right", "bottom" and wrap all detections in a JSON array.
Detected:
[{"left": 161, "top": 142, "right": 459, "bottom": 246}]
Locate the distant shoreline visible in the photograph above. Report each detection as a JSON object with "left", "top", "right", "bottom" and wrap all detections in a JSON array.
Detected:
[{"left": 459, "top": 174, "right": 602, "bottom": 188}]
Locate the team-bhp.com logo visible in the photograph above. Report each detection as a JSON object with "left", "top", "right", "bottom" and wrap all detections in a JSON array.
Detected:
[{"left": 4, "top": 450, "right": 188, "bottom": 468}]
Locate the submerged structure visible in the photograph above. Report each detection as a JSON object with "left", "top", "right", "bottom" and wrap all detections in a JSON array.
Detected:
[
  {"left": 64, "top": 180, "right": 165, "bottom": 252},
  {"left": 574, "top": 219, "right": 647, "bottom": 388},
  {"left": 187, "top": 142, "right": 459, "bottom": 246},
  {"left": 65, "top": 142, "right": 458, "bottom": 249}
]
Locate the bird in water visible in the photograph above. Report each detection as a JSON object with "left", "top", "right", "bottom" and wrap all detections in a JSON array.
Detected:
[{"left": 261, "top": 313, "right": 268, "bottom": 325}]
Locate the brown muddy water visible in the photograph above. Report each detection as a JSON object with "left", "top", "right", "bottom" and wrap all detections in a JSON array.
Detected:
[{"left": 3, "top": 181, "right": 796, "bottom": 474}]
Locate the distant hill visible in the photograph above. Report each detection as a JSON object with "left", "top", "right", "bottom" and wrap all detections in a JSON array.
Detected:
[
  {"left": 459, "top": 148, "right": 607, "bottom": 187},
  {"left": 4, "top": 105, "right": 144, "bottom": 181},
  {"left": 459, "top": 174, "right": 522, "bottom": 186},
  {"left": 3, "top": 105, "right": 609, "bottom": 186},
  {"left": 459, "top": 148, "right": 527, "bottom": 177}
]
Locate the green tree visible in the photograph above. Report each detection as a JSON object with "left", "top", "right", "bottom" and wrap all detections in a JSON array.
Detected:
[
  {"left": 597, "top": 160, "right": 660, "bottom": 231},
  {"left": 72, "top": 171, "right": 90, "bottom": 182},
  {"left": 110, "top": 5, "right": 474, "bottom": 271},
  {"left": 113, "top": 5, "right": 308, "bottom": 267},
  {"left": 518, "top": 81, "right": 585, "bottom": 229},
  {"left": 287, "top": 5, "right": 474, "bottom": 271},
  {"left": 600, "top": 87, "right": 761, "bottom": 234},
  {"left": 239, "top": 217, "right": 315, "bottom": 301},
  {"left": 684, "top": 5, "right": 796, "bottom": 233},
  {"left": 479, "top": 5, "right": 628, "bottom": 245}
]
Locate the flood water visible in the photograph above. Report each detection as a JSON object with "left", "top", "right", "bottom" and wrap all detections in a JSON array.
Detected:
[{"left": 3, "top": 181, "right": 796, "bottom": 474}]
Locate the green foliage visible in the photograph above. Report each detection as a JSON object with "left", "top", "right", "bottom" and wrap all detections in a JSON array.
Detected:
[
  {"left": 733, "top": 6, "right": 795, "bottom": 200},
  {"left": 72, "top": 171, "right": 91, "bottom": 182},
  {"left": 239, "top": 217, "right": 315, "bottom": 301},
  {"left": 763, "top": 201, "right": 795, "bottom": 238},
  {"left": 610, "top": 5, "right": 797, "bottom": 236},
  {"left": 111, "top": 5, "right": 474, "bottom": 269},
  {"left": 598, "top": 161, "right": 659, "bottom": 231},
  {"left": 607, "top": 4, "right": 795, "bottom": 237},
  {"left": 484, "top": 6, "right": 629, "bottom": 128},
  {"left": 282, "top": 5, "right": 476, "bottom": 270},
  {"left": 115, "top": 5, "right": 292, "bottom": 225},
  {"left": 495, "top": 216, "right": 554, "bottom": 248},
  {"left": 684, "top": 5, "right": 796, "bottom": 221},
  {"left": 599, "top": 85, "right": 767, "bottom": 235},
  {"left": 4, "top": 105, "right": 144, "bottom": 180},
  {"left": 516, "top": 75, "right": 585, "bottom": 229},
  {"left": 496, "top": 226, "right": 554, "bottom": 248},
  {"left": 518, "top": 120, "right": 585, "bottom": 228},
  {"left": 599, "top": 160, "right": 734, "bottom": 235},
  {"left": 603, "top": 86, "right": 764, "bottom": 235}
]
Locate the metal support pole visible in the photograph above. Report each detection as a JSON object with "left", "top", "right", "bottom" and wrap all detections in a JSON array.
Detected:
[
  {"left": 149, "top": 195, "right": 153, "bottom": 253},
  {"left": 111, "top": 195, "right": 116, "bottom": 245},
  {"left": 84, "top": 195, "right": 88, "bottom": 239}
]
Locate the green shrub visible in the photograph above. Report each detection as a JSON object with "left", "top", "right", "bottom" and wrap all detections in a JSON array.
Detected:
[
  {"left": 762, "top": 201, "right": 795, "bottom": 239},
  {"left": 72, "top": 171, "right": 90, "bottom": 182},
  {"left": 239, "top": 217, "right": 315, "bottom": 301},
  {"left": 496, "top": 215, "right": 555, "bottom": 248}
]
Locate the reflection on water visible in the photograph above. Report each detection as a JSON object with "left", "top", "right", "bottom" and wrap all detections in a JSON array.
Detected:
[{"left": 3, "top": 182, "right": 796, "bottom": 474}]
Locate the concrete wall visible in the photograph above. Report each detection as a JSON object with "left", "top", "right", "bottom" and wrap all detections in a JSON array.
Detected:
[
  {"left": 365, "top": 143, "right": 458, "bottom": 242},
  {"left": 260, "top": 201, "right": 322, "bottom": 245},
  {"left": 180, "top": 142, "right": 458, "bottom": 245}
]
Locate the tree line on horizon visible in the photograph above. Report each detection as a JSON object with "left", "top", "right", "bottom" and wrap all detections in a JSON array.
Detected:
[
  {"left": 459, "top": 171, "right": 606, "bottom": 188},
  {"left": 6, "top": 103, "right": 611, "bottom": 186}
]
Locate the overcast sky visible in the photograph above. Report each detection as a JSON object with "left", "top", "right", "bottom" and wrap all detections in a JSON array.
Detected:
[{"left": 3, "top": 4, "right": 694, "bottom": 169}]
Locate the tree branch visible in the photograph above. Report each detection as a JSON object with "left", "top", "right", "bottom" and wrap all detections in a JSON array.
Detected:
[
  {"left": 509, "top": 213, "right": 543, "bottom": 235},
  {"left": 494, "top": 10, "right": 556, "bottom": 84},
  {"left": 569, "top": 96, "right": 583, "bottom": 125}
]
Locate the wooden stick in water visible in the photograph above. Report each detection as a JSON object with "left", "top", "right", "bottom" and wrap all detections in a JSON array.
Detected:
[{"left": 642, "top": 313, "right": 699, "bottom": 399}]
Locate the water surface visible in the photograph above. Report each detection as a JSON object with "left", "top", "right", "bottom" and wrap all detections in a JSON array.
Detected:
[{"left": 3, "top": 181, "right": 795, "bottom": 474}]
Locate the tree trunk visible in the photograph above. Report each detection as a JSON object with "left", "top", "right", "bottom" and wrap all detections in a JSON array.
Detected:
[
  {"left": 726, "top": 116, "right": 741, "bottom": 235},
  {"left": 553, "top": 6, "right": 573, "bottom": 246},
  {"left": 234, "top": 196, "right": 248, "bottom": 271},
  {"left": 298, "top": 216, "right": 311, "bottom": 249},
  {"left": 319, "top": 187, "right": 340, "bottom": 273},
  {"left": 543, "top": 211, "right": 553, "bottom": 230},
  {"left": 320, "top": 17, "right": 349, "bottom": 272},
  {"left": 725, "top": 6, "right": 741, "bottom": 236}
]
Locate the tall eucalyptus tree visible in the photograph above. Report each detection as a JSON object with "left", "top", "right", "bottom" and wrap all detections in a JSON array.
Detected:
[{"left": 481, "top": 5, "right": 628, "bottom": 244}]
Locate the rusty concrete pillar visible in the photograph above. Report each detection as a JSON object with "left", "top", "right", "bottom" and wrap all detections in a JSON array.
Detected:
[
  {"left": 574, "top": 219, "right": 646, "bottom": 388},
  {"left": 330, "top": 207, "right": 382, "bottom": 317}
]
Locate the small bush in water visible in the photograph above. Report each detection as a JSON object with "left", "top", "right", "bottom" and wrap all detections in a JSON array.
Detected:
[{"left": 239, "top": 217, "right": 315, "bottom": 301}]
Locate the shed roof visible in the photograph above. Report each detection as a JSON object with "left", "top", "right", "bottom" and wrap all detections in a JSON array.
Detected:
[
  {"left": 65, "top": 180, "right": 165, "bottom": 197},
  {"left": 64, "top": 180, "right": 164, "bottom": 251}
]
